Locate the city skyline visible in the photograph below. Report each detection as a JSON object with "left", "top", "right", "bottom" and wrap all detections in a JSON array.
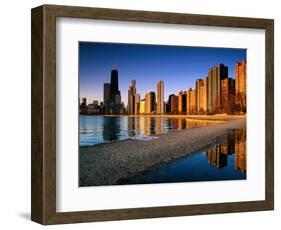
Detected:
[
  {"left": 80, "top": 59, "right": 246, "bottom": 116},
  {"left": 79, "top": 42, "right": 246, "bottom": 105}
]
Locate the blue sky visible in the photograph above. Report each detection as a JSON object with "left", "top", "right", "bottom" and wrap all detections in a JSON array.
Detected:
[{"left": 79, "top": 42, "right": 246, "bottom": 105}]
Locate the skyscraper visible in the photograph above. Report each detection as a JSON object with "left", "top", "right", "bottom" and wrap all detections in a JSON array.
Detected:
[
  {"left": 157, "top": 80, "right": 164, "bottom": 114},
  {"left": 178, "top": 91, "right": 187, "bottom": 114},
  {"left": 82, "top": 98, "right": 87, "bottom": 105},
  {"left": 170, "top": 94, "right": 178, "bottom": 114},
  {"left": 235, "top": 60, "right": 247, "bottom": 113},
  {"left": 103, "top": 83, "right": 111, "bottom": 114},
  {"left": 80, "top": 98, "right": 87, "bottom": 114},
  {"left": 145, "top": 91, "right": 156, "bottom": 114},
  {"left": 196, "top": 78, "right": 207, "bottom": 114},
  {"left": 207, "top": 64, "right": 228, "bottom": 114},
  {"left": 134, "top": 93, "right": 141, "bottom": 115},
  {"left": 128, "top": 80, "right": 136, "bottom": 115},
  {"left": 186, "top": 88, "right": 196, "bottom": 115},
  {"left": 139, "top": 99, "right": 146, "bottom": 114},
  {"left": 110, "top": 69, "right": 119, "bottom": 103},
  {"left": 221, "top": 78, "right": 235, "bottom": 114}
]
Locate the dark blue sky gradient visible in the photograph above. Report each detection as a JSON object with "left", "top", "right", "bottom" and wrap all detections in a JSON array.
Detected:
[{"left": 79, "top": 42, "right": 246, "bottom": 105}]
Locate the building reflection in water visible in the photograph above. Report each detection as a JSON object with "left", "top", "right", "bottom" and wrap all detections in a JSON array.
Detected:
[
  {"left": 139, "top": 116, "right": 145, "bottom": 135},
  {"left": 170, "top": 119, "right": 179, "bottom": 129},
  {"left": 187, "top": 120, "right": 209, "bottom": 128},
  {"left": 234, "top": 129, "right": 247, "bottom": 173},
  {"left": 144, "top": 117, "right": 152, "bottom": 135},
  {"left": 126, "top": 117, "right": 212, "bottom": 138},
  {"left": 204, "top": 129, "right": 246, "bottom": 173},
  {"left": 178, "top": 118, "right": 186, "bottom": 130},
  {"left": 102, "top": 117, "right": 121, "bottom": 142},
  {"left": 205, "top": 145, "right": 228, "bottom": 168},
  {"left": 126, "top": 117, "right": 246, "bottom": 174},
  {"left": 156, "top": 117, "right": 162, "bottom": 134}
]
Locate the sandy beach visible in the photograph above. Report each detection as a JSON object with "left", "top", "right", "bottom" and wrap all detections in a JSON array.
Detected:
[{"left": 79, "top": 117, "right": 246, "bottom": 186}]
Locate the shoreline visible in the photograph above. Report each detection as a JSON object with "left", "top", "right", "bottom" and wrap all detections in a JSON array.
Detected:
[
  {"left": 81, "top": 114, "right": 246, "bottom": 121},
  {"left": 79, "top": 117, "right": 246, "bottom": 186}
]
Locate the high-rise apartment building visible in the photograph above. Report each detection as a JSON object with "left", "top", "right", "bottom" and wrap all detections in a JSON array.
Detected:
[
  {"left": 186, "top": 88, "right": 196, "bottom": 115},
  {"left": 103, "top": 83, "right": 111, "bottom": 114},
  {"left": 80, "top": 98, "right": 87, "bottom": 114},
  {"left": 196, "top": 78, "right": 207, "bottom": 114},
  {"left": 171, "top": 95, "right": 178, "bottom": 114},
  {"left": 178, "top": 91, "right": 187, "bottom": 114},
  {"left": 235, "top": 60, "right": 247, "bottom": 113},
  {"left": 207, "top": 64, "right": 228, "bottom": 114},
  {"left": 139, "top": 99, "right": 146, "bottom": 114},
  {"left": 145, "top": 91, "right": 156, "bottom": 114},
  {"left": 82, "top": 98, "right": 87, "bottom": 105},
  {"left": 134, "top": 93, "right": 141, "bottom": 115},
  {"left": 157, "top": 80, "right": 164, "bottom": 114},
  {"left": 168, "top": 94, "right": 178, "bottom": 114},
  {"left": 221, "top": 78, "right": 235, "bottom": 114},
  {"left": 128, "top": 80, "right": 136, "bottom": 115}
]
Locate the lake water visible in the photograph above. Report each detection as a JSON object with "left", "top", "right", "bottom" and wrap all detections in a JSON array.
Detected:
[
  {"left": 80, "top": 115, "right": 212, "bottom": 147},
  {"left": 80, "top": 115, "right": 246, "bottom": 184},
  {"left": 119, "top": 129, "right": 247, "bottom": 184}
]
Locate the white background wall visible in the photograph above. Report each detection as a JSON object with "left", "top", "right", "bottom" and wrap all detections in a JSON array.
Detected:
[{"left": 0, "top": 0, "right": 279, "bottom": 229}]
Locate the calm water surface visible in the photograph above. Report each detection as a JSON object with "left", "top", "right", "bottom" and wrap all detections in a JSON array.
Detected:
[
  {"left": 120, "top": 129, "right": 247, "bottom": 184},
  {"left": 80, "top": 115, "right": 211, "bottom": 147}
]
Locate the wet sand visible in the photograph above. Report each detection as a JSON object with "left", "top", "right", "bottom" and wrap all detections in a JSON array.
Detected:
[{"left": 79, "top": 117, "right": 246, "bottom": 186}]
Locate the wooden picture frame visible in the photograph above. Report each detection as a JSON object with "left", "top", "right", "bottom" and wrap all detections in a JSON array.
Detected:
[{"left": 31, "top": 4, "right": 274, "bottom": 225}]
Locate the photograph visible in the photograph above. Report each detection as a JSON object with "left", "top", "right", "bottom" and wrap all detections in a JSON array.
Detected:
[
  {"left": 30, "top": 3, "right": 274, "bottom": 224},
  {"left": 78, "top": 42, "right": 247, "bottom": 187}
]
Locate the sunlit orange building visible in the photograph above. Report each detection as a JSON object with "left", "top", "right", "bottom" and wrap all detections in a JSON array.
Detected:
[
  {"left": 186, "top": 88, "right": 196, "bottom": 115},
  {"left": 178, "top": 91, "right": 187, "bottom": 114},
  {"left": 145, "top": 91, "right": 156, "bottom": 114},
  {"left": 157, "top": 80, "right": 164, "bottom": 114},
  {"left": 196, "top": 78, "right": 208, "bottom": 114},
  {"left": 170, "top": 94, "right": 178, "bottom": 114},
  {"left": 221, "top": 78, "right": 235, "bottom": 114},
  {"left": 235, "top": 60, "right": 247, "bottom": 113},
  {"left": 207, "top": 64, "right": 228, "bottom": 114}
]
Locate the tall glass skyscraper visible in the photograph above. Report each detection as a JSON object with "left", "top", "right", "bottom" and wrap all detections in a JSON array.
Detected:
[{"left": 110, "top": 69, "right": 119, "bottom": 103}]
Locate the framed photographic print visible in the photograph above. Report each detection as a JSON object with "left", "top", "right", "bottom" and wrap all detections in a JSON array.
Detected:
[{"left": 31, "top": 4, "right": 274, "bottom": 224}]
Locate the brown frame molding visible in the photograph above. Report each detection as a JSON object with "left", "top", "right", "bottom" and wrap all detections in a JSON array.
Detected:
[{"left": 31, "top": 4, "right": 274, "bottom": 225}]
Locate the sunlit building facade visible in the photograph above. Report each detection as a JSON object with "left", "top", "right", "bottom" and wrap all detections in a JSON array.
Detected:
[
  {"left": 157, "top": 80, "right": 164, "bottom": 114},
  {"left": 169, "top": 94, "right": 178, "bottom": 114},
  {"left": 207, "top": 64, "right": 228, "bottom": 114},
  {"left": 196, "top": 78, "right": 208, "bottom": 114},
  {"left": 139, "top": 99, "right": 146, "bottom": 114},
  {"left": 221, "top": 78, "right": 235, "bottom": 114},
  {"left": 235, "top": 60, "right": 247, "bottom": 113},
  {"left": 178, "top": 91, "right": 187, "bottom": 114},
  {"left": 128, "top": 80, "right": 136, "bottom": 115},
  {"left": 134, "top": 93, "right": 141, "bottom": 115},
  {"left": 145, "top": 91, "right": 156, "bottom": 114},
  {"left": 186, "top": 88, "right": 196, "bottom": 115}
]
